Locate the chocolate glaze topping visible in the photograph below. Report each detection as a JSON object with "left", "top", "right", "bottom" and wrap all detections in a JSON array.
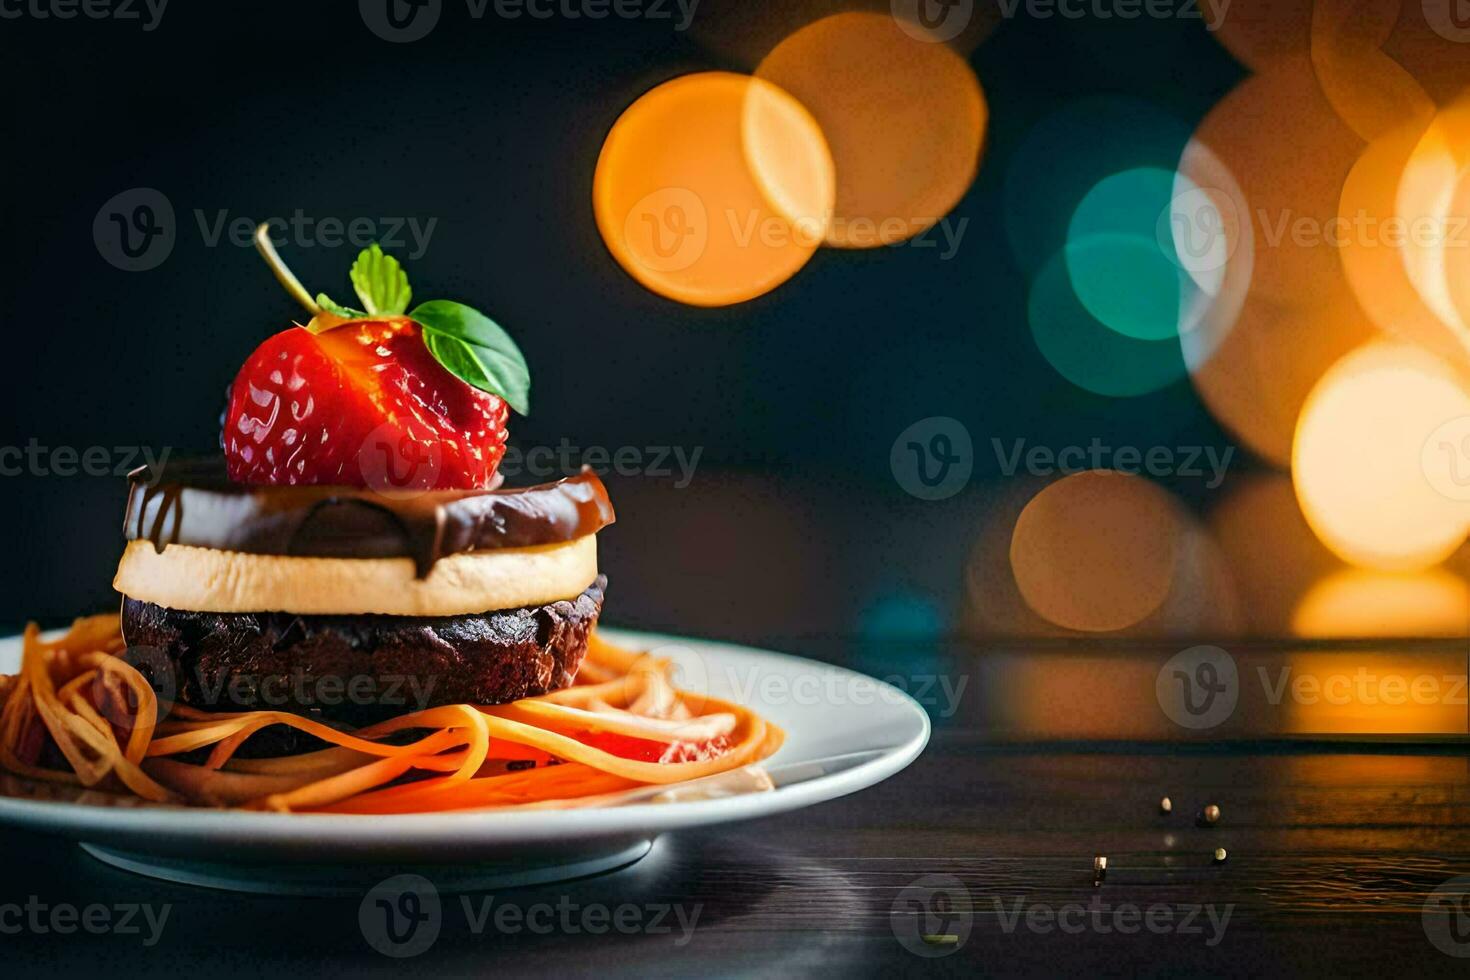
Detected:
[{"left": 124, "top": 458, "right": 614, "bottom": 577}]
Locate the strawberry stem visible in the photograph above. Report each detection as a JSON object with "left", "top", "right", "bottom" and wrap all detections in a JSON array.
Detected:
[{"left": 253, "top": 222, "right": 321, "bottom": 315}]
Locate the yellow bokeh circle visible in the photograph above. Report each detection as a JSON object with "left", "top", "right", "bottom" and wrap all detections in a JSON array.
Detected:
[{"left": 1292, "top": 341, "right": 1470, "bottom": 571}]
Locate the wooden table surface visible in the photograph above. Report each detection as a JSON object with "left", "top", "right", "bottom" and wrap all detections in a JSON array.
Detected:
[{"left": 4, "top": 640, "right": 1470, "bottom": 978}]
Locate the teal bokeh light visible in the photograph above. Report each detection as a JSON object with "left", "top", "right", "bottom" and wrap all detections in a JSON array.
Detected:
[
  {"left": 1003, "top": 97, "right": 1192, "bottom": 276},
  {"left": 1065, "top": 167, "right": 1197, "bottom": 342},
  {"left": 857, "top": 590, "right": 944, "bottom": 643},
  {"left": 1028, "top": 243, "right": 1187, "bottom": 398}
]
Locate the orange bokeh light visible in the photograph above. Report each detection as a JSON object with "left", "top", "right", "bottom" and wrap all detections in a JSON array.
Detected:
[
  {"left": 1189, "top": 287, "right": 1377, "bottom": 467},
  {"left": 1292, "top": 340, "right": 1470, "bottom": 571},
  {"left": 1337, "top": 117, "right": 1466, "bottom": 361},
  {"left": 688, "top": 0, "right": 1003, "bottom": 64},
  {"left": 1181, "top": 57, "right": 1379, "bottom": 465},
  {"left": 1270, "top": 649, "right": 1468, "bottom": 735},
  {"left": 593, "top": 71, "right": 834, "bottom": 307},
  {"left": 964, "top": 477, "right": 1072, "bottom": 640},
  {"left": 1207, "top": 473, "right": 1343, "bottom": 637},
  {"left": 754, "top": 12, "right": 986, "bottom": 248},
  {"left": 1203, "top": 0, "right": 1311, "bottom": 69},
  {"left": 1009, "top": 470, "right": 1187, "bottom": 633},
  {"left": 1399, "top": 95, "right": 1470, "bottom": 346},
  {"left": 1189, "top": 56, "right": 1365, "bottom": 307},
  {"left": 1309, "top": 0, "right": 1430, "bottom": 143},
  {"left": 1379, "top": 2, "right": 1470, "bottom": 107},
  {"left": 1292, "top": 568, "right": 1469, "bottom": 639}
]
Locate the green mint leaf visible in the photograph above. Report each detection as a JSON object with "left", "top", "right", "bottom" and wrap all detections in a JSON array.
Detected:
[
  {"left": 349, "top": 243, "right": 412, "bottom": 316},
  {"left": 411, "top": 299, "right": 531, "bottom": 415},
  {"left": 314, "top": 293, "right": 367, "bottom": 318}
]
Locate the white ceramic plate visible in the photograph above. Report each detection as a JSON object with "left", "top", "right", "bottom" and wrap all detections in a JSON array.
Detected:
[{"left": 0, "top": 627, "right": 929, "bottom": 894}]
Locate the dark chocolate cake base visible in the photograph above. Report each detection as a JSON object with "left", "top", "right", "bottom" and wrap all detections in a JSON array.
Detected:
[{"left": 119, "top": 575, "right": 605, "bottom": 725}]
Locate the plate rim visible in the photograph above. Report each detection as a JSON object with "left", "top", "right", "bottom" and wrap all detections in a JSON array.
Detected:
[{"left": 0, "top": 626, "right": 931, "bottom": 844}]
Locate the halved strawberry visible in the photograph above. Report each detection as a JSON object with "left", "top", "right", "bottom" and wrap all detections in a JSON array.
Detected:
[
  {"left": 226, "top": 238, "right": 529, "bottom": 490},
  {"left": 224, "top": 318, "right": 508, "bottom": 489}
]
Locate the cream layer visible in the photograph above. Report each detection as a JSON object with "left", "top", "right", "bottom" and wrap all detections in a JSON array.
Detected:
[{"left": 114, "top": 535, "right": 598, "bottom": 616}]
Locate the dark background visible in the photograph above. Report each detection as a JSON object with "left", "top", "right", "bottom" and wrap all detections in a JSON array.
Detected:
[
  {"left": 0, "top": 0, "right": 1244, "bottom": 639},
  {"left": 10, "top": 13, "right": 1470, "bottom": 978}
]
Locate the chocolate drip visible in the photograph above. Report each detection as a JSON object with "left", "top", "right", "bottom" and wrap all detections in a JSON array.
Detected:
[{"left": 124, "top": 458, "right": 615, "bottom": 577}]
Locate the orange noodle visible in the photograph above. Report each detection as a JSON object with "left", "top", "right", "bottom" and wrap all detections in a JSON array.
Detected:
[{"left": 0, "top": 615, "right": 784, "bottom": 813}]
